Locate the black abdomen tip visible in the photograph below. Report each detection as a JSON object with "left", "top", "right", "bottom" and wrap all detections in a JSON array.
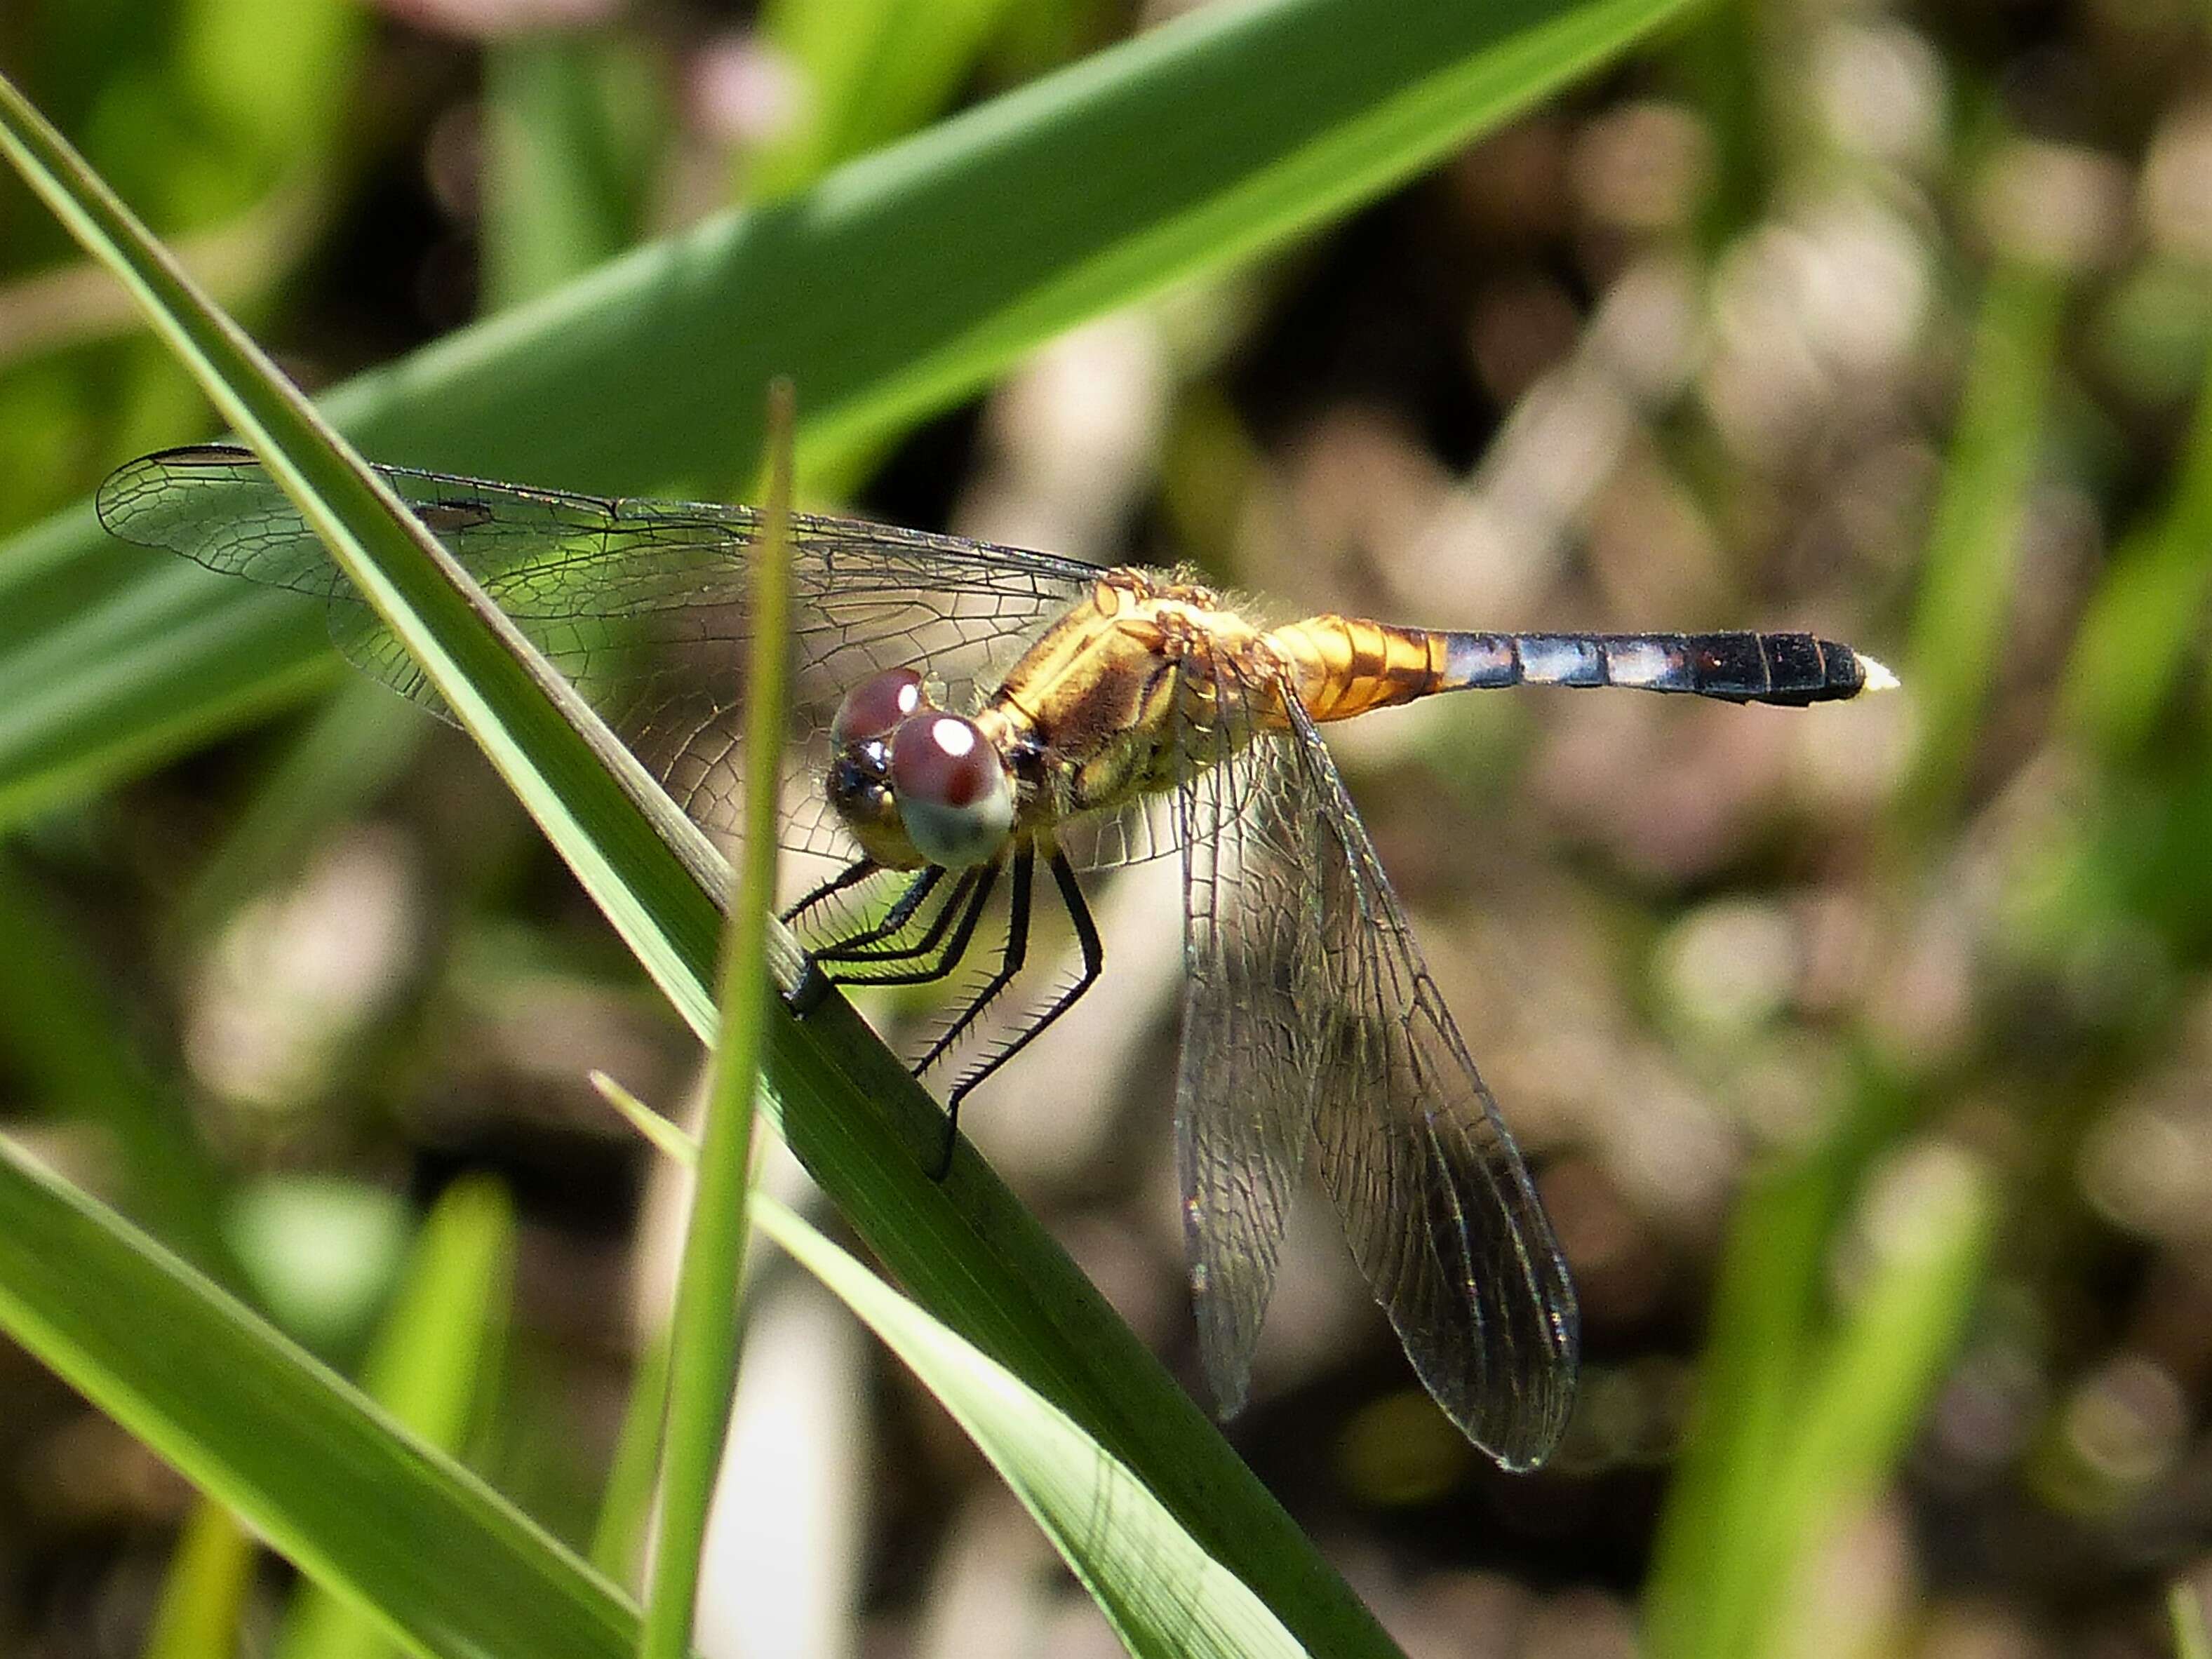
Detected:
[{"left": 1688, "top": 633, "right": 1895, "bottom": 705}]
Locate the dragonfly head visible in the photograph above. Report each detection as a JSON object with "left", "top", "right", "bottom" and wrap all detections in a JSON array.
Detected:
[{"left": 827, "top": 669, "right": 1014, "bottom": 870}]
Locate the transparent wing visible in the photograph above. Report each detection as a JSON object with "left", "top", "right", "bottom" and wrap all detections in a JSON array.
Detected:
[
  {"left": 1173, "top": 656, "right": 1579, "bottom": 1469},
  {"left": 1283, "top": 692, "right": 1578, "bottom": 1467},
  {"left": 97, "top": 445, "right": 1152, "bottom": 866},
  {"left": 1172, "top": 656, "right": 1323, "bottom": 1420},
  {"left": 1061, "top": 788, "right": 1179, "bottom": 871}
]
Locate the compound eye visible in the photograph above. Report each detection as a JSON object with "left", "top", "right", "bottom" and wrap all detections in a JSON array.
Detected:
[
  {"left": 890, "top": 714, "right": 1014, "bottom": 868},
  {"left": 831, "top": 667, "right": 926, "bottom": 746}
]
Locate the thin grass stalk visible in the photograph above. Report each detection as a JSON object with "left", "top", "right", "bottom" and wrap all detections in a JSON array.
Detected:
[
  {"left": 639, "top": 382, "right": 796, "bottom": 1659},
  {"left": 141, "top": 1503, "right": 255, "bottom": 1659},
  {"left": 589, "top": 1331, "right": 671, "bottom": 1587},
  {"left": 2173, "top": 1583, "right": 2211, "bottom": 1659},
  {"left": 1896, "top": 260, "right": 2067, "bottom": 841},
  {"left": 2056, "top": 329, "right": 2212, "bottom": 758}
]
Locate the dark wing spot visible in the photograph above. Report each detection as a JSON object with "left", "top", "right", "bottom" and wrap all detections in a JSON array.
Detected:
[
  {"left": 155, "top": 443, "right": 256, "bottom": 467},
  {"left": 417, "top": 500, "right": 496, "bottom": 535}
]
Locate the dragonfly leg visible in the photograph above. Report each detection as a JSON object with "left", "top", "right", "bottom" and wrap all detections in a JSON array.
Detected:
[
  {"left": 942, "top": 852, "right": 1104, "bottom": 1139},
  {"left": 916, "top": 849, "right": 1043, "bottom": 1178},
  {"left": 812, "top": 866, "right": 947, "bottom": 964},
  {"left": 789, "top": 866, "right": 946, "bottom": 1013},
  {"left": 817, "top": 867, "right": 995, "bottom": 980},
  {"left": 914, "top": 849, "right": 1033, "bottom": 1076},
  {"left": 825, "top": 864, "right": 998, "bottom": 988},
  {"left": 779, "top": 857, "right": 880, "bottom": 928},
  {"left": 786, "top": 960, "right": 834, "bottom": 1016}
]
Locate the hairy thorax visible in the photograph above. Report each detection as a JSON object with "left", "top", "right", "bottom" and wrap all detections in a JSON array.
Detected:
[{"left": 979, "top": 571, "right": 1286, "bottom": 845}]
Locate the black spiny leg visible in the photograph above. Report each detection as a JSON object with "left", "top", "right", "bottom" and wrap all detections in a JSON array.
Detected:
[
  {"left": 790, "top": 866, "right": 967, "bottom": 1013},
  {"left": 944, "top": 849, "right": 1104, "bottom": 1120},
  {"left": 826, "top": 863, "right": 998, "bottom": 988},
  {"left": 784, "top": 857, "right": 909, "bottom": 1014},
  {"left": 780, "top": 857, "right": 879, "bottom": 928},
  {"left": 915, "top": 849, "right": 1034, "bottom": 1076},
  {"left": 812, "top": 866, "right": 948, "bottom": 965},
  {"left": 915, "top": 848, "right": 1036, "bottom": 1177}
]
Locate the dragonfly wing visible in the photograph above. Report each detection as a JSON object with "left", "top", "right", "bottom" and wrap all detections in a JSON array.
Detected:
[
  {"left": 1059, "top": 789, "right": 1181, "bottom": 873},
  {"left": 97, "top": 446, "right": 1099, "bottom": 862},
  {"left": 1172, "top": 656, "right": 1325, "bottom": 1418},
  {"left": 1279, "top": 692, "right": 1578, "bottom": 1468}
]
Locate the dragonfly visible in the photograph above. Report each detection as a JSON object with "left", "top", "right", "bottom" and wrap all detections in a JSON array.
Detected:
[{"left": 98, "top": 443, "right": 1893, "bottom": 1470}]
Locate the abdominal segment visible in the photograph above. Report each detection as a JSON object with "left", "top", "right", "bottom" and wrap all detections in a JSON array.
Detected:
[{"left": 1264, "top": 616, "right": 1453, "bottom": 723}]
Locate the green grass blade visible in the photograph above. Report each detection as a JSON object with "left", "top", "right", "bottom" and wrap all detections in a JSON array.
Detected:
[
  {"left": 755, "top": 1193, "right": 1311, "bottom": 1659},
  {"left": 1898, "top": 260, "right": 2068, "bottom": 837},
  {"left": 142, "top": 1503, "right": 257, "bottom": 1659},
  {"left": 601, "top": 1088, "right": 1323, "bottom": 1659},
  {"left": 0, "top": 850, "right": 241, "bottom": 1284},
  {"left": 575, "top": 1077, "right": 680, "bottom": 1588},
  {"left": 1640, "top": 1155, "right": 1832, "bottom": 1659},
  {"left": 2058, "top": 329, "right": 2212, "bottom": 757},
  {"left": 481, "top": 34, "right": 659, "bottom": 312},
  {"left": 1741, "top": 1146, "right": 1995, "bottom": 1657},
  {"left": 276, "top": 1178, "right": 519, "bottom": 1659},
  {"left": 358, "top": 1178, "right": 517, "bottom": 1464},
  {"left": 1643, "top": 1059, "right": 1922, "bottom": 1659},
  {"left": 587, "top": 1330, "right": 670, "bottom": 1589},
  {"left": 2173, "top": 1583, "right": 2212, "bottom": 1659},
  {"left": 0, "top": 0, "right": 1696, "bottom": 821},
  {"left": 169, "top": 0, "right": 364, "bottom": 216},
  {"left": 0, "top": 60, "right": 732, "bottom": 1031},
  {"left": 1, "top": 62, "right": 1413, "bottom": 1659},
  {"left": 0, "top": 518, "right": 338, "bottom": 826},
  {"left": 0, "top": 1136, "right": 637, "bottom": 1659},
  {"left": 641, "top": 383, "right": 793, "bottom": 1659},
  {"left": 1645, "top": 1135, "right": 1993, "bottom": 1659},
  {"left": 749, "top": 0, "right": 1021, "bottom": 196},
  {"left": 328, "top": 0, "right": 1705, "bottom": 483},
  {"left": 1677, "top": 0, "right": 1771, "bottom": 253}
]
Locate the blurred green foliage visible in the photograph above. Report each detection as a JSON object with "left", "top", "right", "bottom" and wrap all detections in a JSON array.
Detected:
[{"left": 1, "top": 0, "right": 360, "bottom": 522}]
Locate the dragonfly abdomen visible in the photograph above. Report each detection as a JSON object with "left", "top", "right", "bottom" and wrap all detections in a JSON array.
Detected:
[
  {"left": 1442, "top": 629, "right": 1892, "bottom": 706},
  {"left": 1268, "top": 619, "right": 1893, "bottom": 720}
]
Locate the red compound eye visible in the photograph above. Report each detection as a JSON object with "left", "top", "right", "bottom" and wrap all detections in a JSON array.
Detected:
[
  {"left": 889, "top": 714, "right": 1014, "bottom": 867},
  {"left": 831, "top": 667, "right": 925, "bottom": 746}
]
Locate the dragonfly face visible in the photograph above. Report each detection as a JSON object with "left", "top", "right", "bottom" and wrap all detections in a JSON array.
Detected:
[
  {"left": 96, "top": 443, "right": 1893, "bottom": 1472},
  {"left": 826, "top": 667, "right": 1018, "bottom": 871}
]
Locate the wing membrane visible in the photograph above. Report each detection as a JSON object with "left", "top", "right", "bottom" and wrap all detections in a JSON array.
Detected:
[
  {"left": 98, "top": 445, "right": 1115, "bottom": 863},
  {"left": 1172, "top": 655, "right": 1322, "bottom": 1418},
  {"left": 1172, "top": 653, "right": 1578, "bottom": 1467},
  {"left": 1282, "top": 693, "right": 1577, "bottom": 1467}
]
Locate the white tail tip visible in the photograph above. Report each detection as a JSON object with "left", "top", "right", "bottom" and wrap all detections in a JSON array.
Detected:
[{"left": 1858, "top": 654, "right": 1899, "bottom": 692}]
